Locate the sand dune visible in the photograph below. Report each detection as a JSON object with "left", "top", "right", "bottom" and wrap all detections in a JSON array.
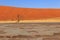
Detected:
[{"left": 0, "top": 6, "right": 60, "bottom": 22}]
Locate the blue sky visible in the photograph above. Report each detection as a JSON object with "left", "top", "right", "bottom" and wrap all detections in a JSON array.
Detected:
[{"left": 0, "top": 0, "right": 60, "bottom": 8}]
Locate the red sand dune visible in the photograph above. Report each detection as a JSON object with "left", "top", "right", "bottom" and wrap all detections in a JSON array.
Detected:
[{"left": 0, "top": 6, "right": 60, "bottom": 20}]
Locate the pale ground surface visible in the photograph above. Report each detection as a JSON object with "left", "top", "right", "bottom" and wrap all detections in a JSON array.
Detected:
[
  {"left": 0, "top": 23, "right": 60, "bottom": 40},
  {"left": 1, "top": 19, "right": 60, "bottom": 23}
]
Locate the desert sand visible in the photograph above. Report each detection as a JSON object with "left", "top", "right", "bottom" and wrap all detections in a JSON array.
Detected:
[{"left": 0, "top": 6, "right": 60, "bottom": 20}]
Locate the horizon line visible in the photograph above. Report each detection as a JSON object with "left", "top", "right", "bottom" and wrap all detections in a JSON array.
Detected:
[{"left": 0, "top": 5, "right": 60, "bottom": 9}]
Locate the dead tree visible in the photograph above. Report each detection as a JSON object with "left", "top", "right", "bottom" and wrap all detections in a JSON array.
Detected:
[
  {"left": 16, "top": 14, "right": 23, "bottom": 23},
  {"left": 17, "top": 14, "right": 20, "bottom": 23}
]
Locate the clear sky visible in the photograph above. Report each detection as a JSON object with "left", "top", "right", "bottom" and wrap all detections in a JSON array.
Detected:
[{"left": 0, "top": 0, "right": 60, "bottom": 8}]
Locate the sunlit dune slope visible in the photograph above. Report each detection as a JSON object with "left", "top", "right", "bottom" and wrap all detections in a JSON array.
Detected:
[{"left": 0, "top": 6, "right": 60, "bottom": 21}]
